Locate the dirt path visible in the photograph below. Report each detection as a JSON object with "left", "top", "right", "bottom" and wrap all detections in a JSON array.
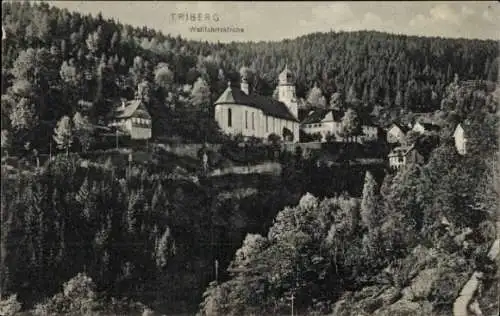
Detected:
[{"left": 453, "top": 239, "right": 500, "bottom": 316}]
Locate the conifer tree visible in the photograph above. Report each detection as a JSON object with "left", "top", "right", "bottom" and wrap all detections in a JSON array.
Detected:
[
  {"left": 1, "top": 130, "right": 11, "bottom": 157},
  {"left": 360, "top": 171, "right": 378, "bottom": 231},
  {"left": 156, "top": 227, "right": 171, "bottom": 269}
]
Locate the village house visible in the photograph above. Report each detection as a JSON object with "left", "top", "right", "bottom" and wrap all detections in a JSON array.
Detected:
[
  {"left": 412, "top": 121, "right": 441, "bottom": 135},
  {"left": 300, "top": 109, "right": 378, "bottom": 143},
  {"left": 108, "top": 98, "right": 152, "bottom": 140},
  {"left": 300, "top": 109, "right": 344, "bottom": 142},
  {"left": 453, "top": 123, "right": 470, "bottom": 155},
  {"left": 386, "top": 123, "right": 410, "bottom": 144},
  {"left": 388, "top": 145, "right": 425, "bottom": 170},
  {"left": 214, "top": 65, "right": 300, "bottom": 142}
]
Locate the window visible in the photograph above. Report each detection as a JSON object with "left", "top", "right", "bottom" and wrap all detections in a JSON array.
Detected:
[
  {"left": 252, "top": 112, "right": 255, "bottom": 130},
  {"left": 245, "top": 111, "right": 248, "bottom": 129},
  {"left": 266, "top": 116, "right": 269, "bottom": 132},
  {"left": 228, "top": 108, "right": 232, "bottom": 127}
]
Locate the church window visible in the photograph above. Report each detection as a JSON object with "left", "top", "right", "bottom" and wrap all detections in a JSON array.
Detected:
[
  {"left": 252, "top": 112, "right": 255, "bottom": 130},
  {"left": 245, "top": 111, "right": 248, "bottom": 129},
  {"left": 228, "top": 108, "right": 232, "bottom": 127}
]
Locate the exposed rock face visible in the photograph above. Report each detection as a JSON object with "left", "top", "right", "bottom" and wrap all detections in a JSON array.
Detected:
[
  {"left": 453, "top": 239, "right": 499, "bottom": 316},
  {"left": 329, "top": 244, "right": 483, "bottom": 316}
]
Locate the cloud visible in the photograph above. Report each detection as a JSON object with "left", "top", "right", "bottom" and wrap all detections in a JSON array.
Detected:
[
  {"left": 409, "top": 4, "right": 461, "bottom": 28},
  {"left": 409, "top": 14, "right": 427, "bottom": 28},
  {"left": 482, "top": 9, "right": 494, "bottom": 23},
  {"left": 312, "top": 2, "right": 356, "bottom": 25},
  {"left": 47, "top": 1, "right": 499, "bottom": 42},
  {"left": 406, "top": 3, "right": 499, "bottom": 39},
  {"left": 461, "top": 5, "right": 475, "bottom": 17},
  {"left": 301, "top": 3, "right": 396, "bottom": 33},
  {"left": 429, "top": 4, "right": 460, "bottom": 25}
]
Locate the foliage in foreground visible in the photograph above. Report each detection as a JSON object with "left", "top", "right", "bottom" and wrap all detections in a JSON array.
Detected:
[{"left": 199, "top": 109, "right": 498, "bottom": 316}]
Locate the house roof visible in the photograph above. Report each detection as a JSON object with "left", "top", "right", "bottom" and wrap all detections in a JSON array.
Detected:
[
  {"left": 301, "top": 109, "right": 344, "bottom": 124},
  {"left": 110, "top": 99, "right": 151, "bottom": 120},
  {"left": 389, "top": 122, "right": 410, "bottom": 133},
  {"left": 454, "top": 121, "right": 472, "bottom": 136},
  {"left": 214, "top": 85, "right": 298, "bottom": 122},
  {"left": 388, "top": 145, "right": 415, "bottom": 157},
  {"left": 301, "top": 108, "right": 378, "bottom": 128},
  {"left": 415, "top": 122, "right": 441, "bottom": 132}
]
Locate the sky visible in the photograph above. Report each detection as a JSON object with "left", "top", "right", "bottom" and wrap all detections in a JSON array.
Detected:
[{"left": 45, "top": 1, "right": 499, "bottom": 42}]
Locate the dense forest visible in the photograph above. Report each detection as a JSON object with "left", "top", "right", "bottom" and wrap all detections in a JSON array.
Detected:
[
  {"left": 1, "top": 1, "right": 498, "bottom": 154},
  {"left": 1, "top": 1, "right": 499, "bottom": 316}
]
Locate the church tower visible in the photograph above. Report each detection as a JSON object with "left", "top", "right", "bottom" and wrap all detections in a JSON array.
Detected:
[{"left": 278, "top": 65, "right": 298, "bottom": 119}]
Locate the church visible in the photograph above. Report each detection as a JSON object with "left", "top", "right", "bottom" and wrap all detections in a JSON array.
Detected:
[{"left": 214, "top": 66, "right": 300, "bottom": 142}]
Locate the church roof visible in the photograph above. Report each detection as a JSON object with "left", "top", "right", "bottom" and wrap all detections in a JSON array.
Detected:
[{"left": 214, "top": 85, "right": 298, "bottom": 122}]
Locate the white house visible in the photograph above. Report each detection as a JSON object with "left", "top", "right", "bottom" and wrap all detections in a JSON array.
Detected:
[
  {"left": 388, "top": 145, "right": 425, "bottom": 170},
  {"left": 453, "top": 123, "right": 469, "bottom": 155},
  {"left": 300, "top": 109, "right": 344, "bottom": 142},
  {"left": 108, "top": 98, "right": 152, "bottom": 140},
  {"left": 386, "top": 123, "right": 410, "bottom": 144},
  {"left": 214, "top": 65, "right": 300, "bottom": 142},
  {"left": 300, "top": 109, "right": 378, "bottom": 143}
]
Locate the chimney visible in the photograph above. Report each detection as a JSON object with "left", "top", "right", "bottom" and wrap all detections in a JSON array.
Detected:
[{"left": 240, "top": 78, "right": 249, "bottom": 95}]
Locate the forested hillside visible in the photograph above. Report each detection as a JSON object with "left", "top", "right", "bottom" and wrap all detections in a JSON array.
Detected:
[{"left": 1, "top": 2, "right": 498, "bottom": 152}]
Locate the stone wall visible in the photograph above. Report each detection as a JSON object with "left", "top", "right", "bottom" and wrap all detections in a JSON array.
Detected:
[
  {"left": 209, "top": 162, "right": 282, "bottom": 177},
  {"left": 154, "top": 143, "right": 222, "bottom": 159}
]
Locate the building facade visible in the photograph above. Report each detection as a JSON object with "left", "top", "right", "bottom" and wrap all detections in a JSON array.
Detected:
[
  {"left": 388, "top": 145, "right": 425, "bottom": 170},
  {"left": 301, "top": 109, "right": 379, "bottom": 143},
  {"left": 300, "top": 109, "right": 343, "bottom": 142},
  {"left": 386, "top": 123, "right": 409, "bottom": 144},
  {"left": 453, "top": 123, "right": 468, "bottom": 155},
  {"left": 108, "top": 99, "right": 152, "bottom": 140},
  {"left": 214, "top": 66, "right": 300, "bottom": 142}
]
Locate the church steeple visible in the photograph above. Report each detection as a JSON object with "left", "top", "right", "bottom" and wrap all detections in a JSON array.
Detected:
[
  {"left": 277, "top": 64, "right": 298, "bottom": 119},
  {"left": 279, "top": 64, "right": 294, "bottom": 86},
  {"left": 240, "top": 76, "right": 249, "bottom": 95}
]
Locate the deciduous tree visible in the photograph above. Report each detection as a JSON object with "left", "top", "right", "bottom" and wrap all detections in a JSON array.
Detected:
[
  {"left": 53, "top": 115, "right": 73, "bottom": 156},
  {"left": 190, "top": 77, "right": 211, "bottom": 109},
  {"left": 339, "top": 108, "right": 362, "bottom": 141},
  {"left": 72, "top": 112, "right": 94, "bottom": 152}
]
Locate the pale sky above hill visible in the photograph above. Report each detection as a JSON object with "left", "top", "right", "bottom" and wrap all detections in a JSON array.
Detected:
[{"left": 44, "top": 1, "right": 499, "bottom": 42}]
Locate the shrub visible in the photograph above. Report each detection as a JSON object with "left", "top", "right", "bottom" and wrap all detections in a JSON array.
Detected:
[
  {"left": 0, "top": 294, "right": 22, "bottom": 316},
  {"left": 33, "top": 272, "right": 98, "bottom": 316}
]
